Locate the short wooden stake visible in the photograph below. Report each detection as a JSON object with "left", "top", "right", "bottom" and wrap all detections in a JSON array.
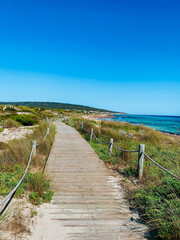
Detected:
[
  {"left": 109, "top": 138, "right": 113, "bottom": 155},
  {"left": 138, "top": 144, "right": 145, "bottom": 178},
  {"left": 90, "top": 128, "right": 93, "bottom": 141},
  {"left": 81, "top": 122, "right": 84, "bottom": 129},
  {"left": 32, "top": 140, "right": 36, "bottom": 158}
]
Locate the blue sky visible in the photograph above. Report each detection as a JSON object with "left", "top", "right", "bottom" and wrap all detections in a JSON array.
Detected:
[{"left": 0, "top": 0, "right": 180, "bottom": 115}]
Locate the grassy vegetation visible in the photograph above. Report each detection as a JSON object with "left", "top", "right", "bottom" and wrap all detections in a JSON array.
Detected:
[
  {"left": 0, "top": 104, "right": 179, "bottom": 239},
  {"left": 0, "top": 120, "right": 56, "bottom": 171},
  {"left": 0, "top": 114, "right": 39, "bottom": 126},
  {"left": 70, "top": 118, "right": 180, "bottom": 240},
  {"left": 0, "top": 165, "right": 54, "bottom": 205},
  {"left": 0, "top": 107, "right": 57, "bottom": 203},
  {"left": 0, "top": 105, "right": 58, "bottom": 238},
  {"left": 0, "top": 104, "right": 60, "bottom": 125},
  {"left": 0, "top": 120, "right": 56, "bottom": 205},
  {"left": 3, "top": 119, "right": 19, "bottom": 128}
]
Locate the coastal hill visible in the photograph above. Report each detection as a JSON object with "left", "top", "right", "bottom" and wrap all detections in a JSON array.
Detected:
[{"left": 0, "top": 101, "right": 122, "bottom": 113}]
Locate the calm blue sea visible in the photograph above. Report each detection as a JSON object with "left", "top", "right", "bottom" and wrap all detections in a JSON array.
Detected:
[{"left": 103, "top": 114, "right": 180, "bottom": 135}]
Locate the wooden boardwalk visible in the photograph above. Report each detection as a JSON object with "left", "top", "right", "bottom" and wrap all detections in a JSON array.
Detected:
[{"left": 29, "top": 121, "right": 147, "bottom": 240}]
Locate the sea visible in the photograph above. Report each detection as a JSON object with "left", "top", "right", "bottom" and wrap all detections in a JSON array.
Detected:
[{"left": 102, "top": 114, "right": 180, "bottom": 135}]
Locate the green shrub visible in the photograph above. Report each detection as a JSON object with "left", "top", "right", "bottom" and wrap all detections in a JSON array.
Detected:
[
  {"left": 29, "top": 192, "right": 42, "bottom": 205},
  {"left": 5, "top": 107, "right": 16, "bottom": 112},
  {"left": 30, "top": 209, "right": 37, "bottom": 218},
  {"left": 131, "top": 181, "right": 180, "bottom": 240},
  {"left": 42, "top": 190, "right": 54, "bottom": 203},
  {"left": 25, "top": 172, "right": 54, "bottom": 204},
  {"left": 123, "top": 166, "right": 137, "bottom": 177},
  {"left": 0, "top": 165, "right": 54, "bottom": 205},
  {"left": 25, "top": 172, "right": 50, "bottom": 195},
  {"left": 12, "top": 114, "right": 38, "bottom": 126},
  {"left": 0, "top": 169, "right": 25, "bottom": 197}
]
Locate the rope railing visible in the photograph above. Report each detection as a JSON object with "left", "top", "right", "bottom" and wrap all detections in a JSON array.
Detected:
[
  {"left": 0, "top": 143, "right": 34, "bottom": 215},
  {"left": 76, "top": 122, "right": 180, "bottom": 181},
  {"left": 0, "top": 120, "right": 51, "bottom": 215},
  {"left": 143, "top": 152, "right": 180, "bottom": 181},
  {"left": 92, "top": 133, "right": 109, "bottom": 145},
  {"left": 36, "top": 122, "right": 50, "bottom": 147},
  {"left": 80, "top": 124, "right": 109, "bottom": 144},
  {"left": 60, "top": 119, "right": 180, "bottom": 181},
  {"left": 113, "top": 143, "right": 138, "bottom": 153},
  {"left": 83, "top": 127, "right": 88, "bottom": 132}
]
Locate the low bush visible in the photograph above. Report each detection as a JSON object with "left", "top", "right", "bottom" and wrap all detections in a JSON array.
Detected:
[
  {"left": 0, "top": 165, "right": 54, "bottom": 205},
  {"left": 42, "top": 190, "right": 54, "bottom": 203},
  {"left": 3, "top": 119, "right": 19, "bottom": 128},
  {"left": 29, "top": 192, "right": 42, "bottom": 205},
  {"left": 0, "top": 142, "right": 7, "bottom": 150},
  {"left": 30, "top": 209, "right": 37, "bottom": 218},
  {"left": 0, "top": 128, "right": 4, "bottom": 132},
  {"left": 25, "top": 172, "right": 50, "bottom": 196},
  {"left": 131, "top": 178, "right": 180, "bottom": 240},
  {"left": 12, "top": 114, "right": 38, "bottom": 126},
  {"left": 5, "top": 107, "right": 16, "bottom": 112},
  {"left": 123, "top": 166, "right": 137, "bottom": 177}
]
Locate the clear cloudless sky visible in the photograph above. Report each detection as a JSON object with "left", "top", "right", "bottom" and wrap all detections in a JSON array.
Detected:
[{"left": 0, "top": 0, "right": 180, "bottom": 115}]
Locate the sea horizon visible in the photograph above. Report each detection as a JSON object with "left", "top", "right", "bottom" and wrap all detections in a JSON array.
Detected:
[{"left": 102, "top": 114, "right": 180, "bottom": 135}]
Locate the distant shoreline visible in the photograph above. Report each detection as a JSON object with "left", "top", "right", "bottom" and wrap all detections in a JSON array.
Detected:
[
  {"left": 84, "top": 113, "right": 180, "bottom": 137},
  {"left": 86, "top": 112, "right": 124, "bottom": 120}
]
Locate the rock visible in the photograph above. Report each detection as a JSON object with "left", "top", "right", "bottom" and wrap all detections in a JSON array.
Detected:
[
  {"left": 129, "top": 133, "right": 133, "bottom": 138},
  {"left": 120, "top": 131, "right": 126, "bottom": 136}
]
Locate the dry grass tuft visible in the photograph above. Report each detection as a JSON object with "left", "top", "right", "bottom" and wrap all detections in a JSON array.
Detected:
[
  {"left": 3, "top": 119, "right": 19, "bottom": 128},
  {"left": 0, "top": 202, "right": 31, "bottom": 240}
]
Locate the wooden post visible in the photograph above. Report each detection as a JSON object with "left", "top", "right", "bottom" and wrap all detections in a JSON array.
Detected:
[
  {"left": 138, "top": 144, "right": 145, "bottom": 178},
  {"left": 32, "top": 140, "right": 36, "bottom": 158},
  {"left": 81, "top": 122, "right": 84, "bottom": 130},
  {"left": 109, "top": 138, "right": 113, "bottom": 155},
  {"left": 90, "top": 128, "right": 93, "bottom": 141}
]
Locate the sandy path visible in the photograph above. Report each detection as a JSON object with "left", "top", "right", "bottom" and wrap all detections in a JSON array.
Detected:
[{"left": 28, "top": 120, "right": 147, "bottom": 240}]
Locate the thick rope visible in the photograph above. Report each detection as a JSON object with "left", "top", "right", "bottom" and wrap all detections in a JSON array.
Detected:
[
  {"left": 83, "top": 127, "right": 88, "bottom": 132},
  {"left": 0, "top": 145, "right": 34, "bottom": 209},
  {"left": 113, "top": 143, "right": 138, "bottom": 153},
  {"left": 143, "top": 152, "right": 180, "bottom": 181},
  {"left": 92, "top": 133, "right": 109, "bottom": 145},
  {"left": 36, "top": 124, "right": 50, "bottom": 147}
]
